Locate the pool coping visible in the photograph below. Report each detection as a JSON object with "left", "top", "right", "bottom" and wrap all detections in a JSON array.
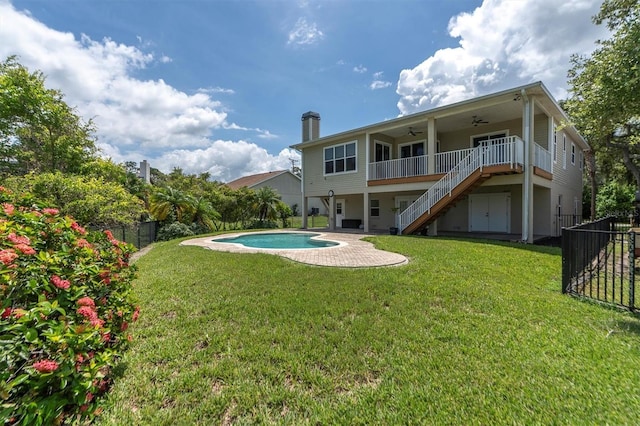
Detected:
[{"left": 180, "top": 230, "right": 408, "bottom": 268}]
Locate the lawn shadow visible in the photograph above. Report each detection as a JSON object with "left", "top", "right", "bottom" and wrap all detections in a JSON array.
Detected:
[{"left": 401, "top": 234, "right": 561, "bottom": 256}]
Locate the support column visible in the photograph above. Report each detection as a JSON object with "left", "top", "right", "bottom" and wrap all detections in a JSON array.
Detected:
[
  {"left": 521, "top": 89, "right": 535, "bottom": 243},
  {"left": 302, "top": 197, "right": 308, "bottom": 229},
  {"left": 329, "top": 195, "right": 335, "bottom": 231},
  {"left": 363, "top": 191, "right": 369, "bottom": 233},
  {"left": 427, "top": 117, "right": 436, "bottom": 174}
]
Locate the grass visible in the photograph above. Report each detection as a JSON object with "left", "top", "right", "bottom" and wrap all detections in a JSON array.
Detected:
[
  {"left": 98, "top": 235, "right": 640, "bottom": 425},
  {"left": 288, "top": 215, "right": 329, "bottom": 229}
]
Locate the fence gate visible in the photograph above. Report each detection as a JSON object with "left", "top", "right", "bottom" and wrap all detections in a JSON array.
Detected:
[{"left": 562, "top": 217, "right": 638, "bottom": 311}]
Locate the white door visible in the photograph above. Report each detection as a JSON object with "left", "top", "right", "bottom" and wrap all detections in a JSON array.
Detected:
[
  {"left": 469, "top": 194, "right": 510, "bottom": 232},
  {"left": 336, "top": 199, "right": 345, "bottom": 228}
]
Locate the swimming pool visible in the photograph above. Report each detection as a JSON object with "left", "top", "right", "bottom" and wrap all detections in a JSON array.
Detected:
[{"left": 212, "top": 232, "right": 340, "bottom": 249}]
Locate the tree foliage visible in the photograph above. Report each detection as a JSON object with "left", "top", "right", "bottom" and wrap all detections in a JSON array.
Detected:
[
  {"left": 4, "top": 172, "right": 146, "bottom": 228},
  {"left": 0, "top": 56, "right": 97, "bottom": 176},
  {"left": 566, "top": 0, "right": 640, "bottom": 186}
]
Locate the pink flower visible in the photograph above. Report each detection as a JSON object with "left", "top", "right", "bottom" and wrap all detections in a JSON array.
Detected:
[
  {"left": 12, "top": 309, "right": 26, "bottom": 319},
  {"left": 32, "top": 359, "right": 59, "bottom": 373},
  {"left": 76, "top": 238, "right": 92, "bottom": 248},
  {"left": 132, "top": 306, "right": 140, "bottom": 322},
  {"left": 14, "top": 244, "right": 35, "bottom": 255},
  {"left": 90, "top": 318, "right": 104, "bottom": 328},
  {"left": 2, "top": 203, "right": 15, "bottom": 215},
  {"left": 51, "top": 275, "right": 71, "bottom": 290},
  {"left": 77, "top": 306, "right": 97, "bottom": 320},
  {"left": 42, "top": 208, "right": 59, "bottom": 215},
  {"left": 120, "top": 321, "right": 129, "bottom": 331},
  {"left": 71, "top": 222, "right": 87, "bottom": 235},
  {"left": 77, "top": 297, "right": 96, "bottom": 308},
  {"left": 7, "top": 233, "right": 30, "bottom": 245},
  {"left": 0, "top": 249, "right": 18, "bottom": 265}
]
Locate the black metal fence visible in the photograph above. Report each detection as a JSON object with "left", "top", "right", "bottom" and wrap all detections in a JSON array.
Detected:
[
  {"left": 101, "top": 221, "right": 159, "bottom": 249},
  {"left": 562, "top": 217, "right": 638, "bottom": 311},
  {"left": 555, "top": 214, "right": 582, "bottom": 236}
]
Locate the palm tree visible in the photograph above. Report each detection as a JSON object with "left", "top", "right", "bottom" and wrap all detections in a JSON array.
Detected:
[
  {"left": 149, "top": 186, "right": 194, "bottom": 223},
  {"left": 253, "top": 187, "right": 281, "bottom": 222},
  {"left": 189, "top": 196, "right": 220, "bottom": 231}
]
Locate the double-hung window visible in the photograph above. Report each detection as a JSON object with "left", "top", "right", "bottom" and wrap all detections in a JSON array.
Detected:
[{"left": 324, "top": 141, "right": 357, "bottom": 175}]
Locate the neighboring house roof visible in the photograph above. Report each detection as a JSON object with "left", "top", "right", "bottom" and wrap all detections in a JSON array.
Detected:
[{"left": 226, "top": 170, "right": 299, "bottom": 190}]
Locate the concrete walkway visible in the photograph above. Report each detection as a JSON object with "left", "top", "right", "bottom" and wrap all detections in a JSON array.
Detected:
[{"left": 180, "top": 230, "right": 408, "bottom": 268}]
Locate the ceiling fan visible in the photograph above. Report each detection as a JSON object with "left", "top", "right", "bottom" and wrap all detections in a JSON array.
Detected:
[
  {"left": 408, "top": 126, "right": 423, "bottom": 136},
  {"left": 471, "top": 116, "right": 489, "bottom": 126}
]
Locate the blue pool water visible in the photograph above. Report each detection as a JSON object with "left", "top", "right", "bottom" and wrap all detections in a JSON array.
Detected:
[{"left": 212, "top": 232, "right": 339, "bottom": 249}]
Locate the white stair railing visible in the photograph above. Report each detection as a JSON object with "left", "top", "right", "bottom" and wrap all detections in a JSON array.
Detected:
[{"left": 398, "top": 137, "right": 523, "bottom": 233}]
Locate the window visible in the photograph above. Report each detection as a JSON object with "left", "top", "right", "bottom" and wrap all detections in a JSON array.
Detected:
[
  {"left": 579, "top": 151, "right": 583, "bottom": 170},
  {"left": 324, "top": 141, "right": 357, "bottom": 175},
  {"left": 399, "top": 141, "right": 425, "bottom": 158},
  {"left": 472, "top": 132, "right": 507, "bottom": 147},
  {"left": 571, "top": 143, "right": 576, "bottom": 165},
  {"left": 374, "top": 141, "right": 391, "bottom": 162},
  {"left": 370, "top": 199, "right": 380, "bottom": 217},
  {"left": 553, "top": 133, "right": 557, "bottom": 163}
]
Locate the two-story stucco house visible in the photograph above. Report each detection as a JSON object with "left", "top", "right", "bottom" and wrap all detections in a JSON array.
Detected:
[{"left": 290, "top": 82, "right": 588, "bottom": 243}]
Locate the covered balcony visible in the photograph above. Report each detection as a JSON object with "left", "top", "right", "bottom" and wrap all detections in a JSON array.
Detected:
[{"left": 367, "top": 136, "right": 552, "bottom": 184}]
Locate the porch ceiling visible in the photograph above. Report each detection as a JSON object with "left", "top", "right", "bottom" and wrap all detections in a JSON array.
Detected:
[{"left": 379, "top": 99, "right": 528, "bottom": 138}]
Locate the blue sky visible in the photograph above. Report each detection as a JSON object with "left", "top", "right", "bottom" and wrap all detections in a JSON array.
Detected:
[{"left": 0, "top": 0, "right": 607, "bottom": 182}]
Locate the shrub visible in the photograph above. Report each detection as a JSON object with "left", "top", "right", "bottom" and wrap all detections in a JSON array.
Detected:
[
  {"left": 0, "top": 186, "right": 139, "bottom": 424},
  {"left": 247, "top": 220, "right": 278, "bottom": 229},
  {"left": 156, "top": 222, "right": 194, "bottom": 241}
]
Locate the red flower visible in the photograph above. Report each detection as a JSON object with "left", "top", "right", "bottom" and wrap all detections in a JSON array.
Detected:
[
  {"left": 7, "top": 233, "right": 30, "bottom": 245},
  {"left": 120, "top": 321, "right": 129, "bottom": 331},
  {"left": 32, "top": 359, "right": 59, "bottom": 373},
  {"left": 77, "top": 297, "right": 96, "bottom": 308},
  {"left": 51, "top": 275, "right": 70, "bottom": 290},
  {"left": 132, "top": 306, "right": 140, "bottom": 322},
  {"left": 42, "top": 208, "right": 59, "bottom": 215},
  {"left": 0, "top": 249, "right": 18, "bottom": 265},
  {"left": 77, "top": 306, "right": 97, "bottom": 320},
  {"left": 90, "top": 318, "right": 105, "bottom": 328},
  {"left": 1, "top": 307, "right": 11, "bottom": 319},
  {"left": 14, "top": 244, "right": 35, "bottom": 255},
  {"left": 71, "top": 221, "right": 87, "bottom": 235}
]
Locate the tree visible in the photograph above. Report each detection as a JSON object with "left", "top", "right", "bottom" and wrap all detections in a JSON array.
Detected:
[
  {"left": 253, "top": 187, "right": 281, "bottom": 222},
  {"left": 149, "top": 186, "right": 194, "bottom": 223},
  {"left": 0, "top": 56, "right": 97, "bottom": 176},
  {"left": 566, "top": 1, "right": 640, "bottom": 182},
  {"left": 188, "top": 196, "right": 220, "bottom": 232}
]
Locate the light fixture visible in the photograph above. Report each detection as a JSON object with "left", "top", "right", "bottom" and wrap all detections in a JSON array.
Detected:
[{"left": 328, "top": 190, "right": 334, "bottom": 198}]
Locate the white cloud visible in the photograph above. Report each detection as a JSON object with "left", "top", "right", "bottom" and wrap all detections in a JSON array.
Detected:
[
  {"left": 287, "top": 18, "right": 324, "bottom": 46},
  {"left": 396, "top": 0, "right": 610, "bottom": 114},
  {"left": 353, "top": 65, "right": 367, "bottom": 73},
  {"left": 0, "top": 1, "right": 284, "bottom": 180},
  {"left": 370, "top": 71, "right": 392, "bottom": 90},
  {"left": 153, "top": 141, "right": 299, "bottom": 182}
]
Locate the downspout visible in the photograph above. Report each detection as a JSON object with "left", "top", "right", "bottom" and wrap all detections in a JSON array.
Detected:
[
  {"left": 521, "top": 88, "right": 531, "bottom": 242},
  {"left": 364, "top": 133, "right": 370, "bottom": 232}
]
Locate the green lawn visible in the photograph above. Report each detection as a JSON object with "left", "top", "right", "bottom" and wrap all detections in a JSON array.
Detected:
[{"left": 98, "top": 236, "right": 640, "bottom": 425}]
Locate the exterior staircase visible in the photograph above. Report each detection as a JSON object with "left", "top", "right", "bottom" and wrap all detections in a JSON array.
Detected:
[{"left": 398, "top": 138, "right": 524, "bottom": 235}]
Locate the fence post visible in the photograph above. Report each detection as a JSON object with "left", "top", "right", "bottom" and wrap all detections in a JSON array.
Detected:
[
  {"left": 629, "top": 231, "right": 636, "bottom": 310},
  {"left": 561, "top": 227, "right": 569, "bottom": 293}
]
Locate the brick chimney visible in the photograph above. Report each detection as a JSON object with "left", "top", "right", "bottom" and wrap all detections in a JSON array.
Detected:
[{"left": 301, "top": 111, "right": 320, "bottom": 142}]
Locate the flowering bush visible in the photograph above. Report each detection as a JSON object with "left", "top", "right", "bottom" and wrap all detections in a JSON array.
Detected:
[{"left": 0, "top": 186, "right": 139, "bottom": 424}]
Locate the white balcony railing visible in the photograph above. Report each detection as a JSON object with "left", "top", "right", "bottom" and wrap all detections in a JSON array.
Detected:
[
  {"left": 434, "top": 148, "right": 473, "bottom": 174},
  {"left": 368, "top": 136, "right": 528, "bottom": 181},
  {"left": 534, "top": 143, "right": 552, "bottom": 174},
  {"left": 368, "top": 155, "right": 427, "bottom": 180}
]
